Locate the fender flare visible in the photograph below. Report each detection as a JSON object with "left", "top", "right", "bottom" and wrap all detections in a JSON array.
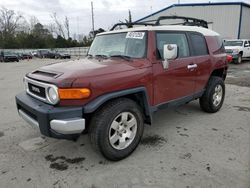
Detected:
[{"left": 83, "top": 87, "right": 152, "bottom": 123}]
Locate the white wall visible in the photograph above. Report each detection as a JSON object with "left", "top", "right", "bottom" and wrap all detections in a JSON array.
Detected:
[
  {"left": 139, "top": 4, "right": 241, "bottom": 39},
  {"left": 240, "top": 6, "right": 250, "bottom": 39}
]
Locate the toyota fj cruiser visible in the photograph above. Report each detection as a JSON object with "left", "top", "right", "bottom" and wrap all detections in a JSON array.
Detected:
[{"left": 16, "top": 17, "right": 228, "bottom": 161}]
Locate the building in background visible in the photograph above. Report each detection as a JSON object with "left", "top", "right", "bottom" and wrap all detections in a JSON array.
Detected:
[{"left": 136, "top": 2, "right": 250, "bottom": 39}]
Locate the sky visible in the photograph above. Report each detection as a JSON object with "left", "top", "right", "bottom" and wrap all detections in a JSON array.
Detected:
[{"left": 1, "top": 0, "right": 250, "bottom": 37}]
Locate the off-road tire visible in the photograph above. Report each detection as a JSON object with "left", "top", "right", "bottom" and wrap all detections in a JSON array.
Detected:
[
  {"left": 89, "top": 98, "right": 144, "bottom": 161},
  {"left": 199, "top": 76, "right": 225, "bottom": 113}
]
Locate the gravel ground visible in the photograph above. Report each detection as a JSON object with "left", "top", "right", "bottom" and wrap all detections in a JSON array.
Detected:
[{"left": 0, "top": 58, "right": 249, "bottom": 188}]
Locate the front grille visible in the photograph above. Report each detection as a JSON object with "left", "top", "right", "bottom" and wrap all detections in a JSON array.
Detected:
[
  {"left": 225, "top": 49, "right": 233, "bottom": 53},
  {"left": 24, "top": 77, "right": 59, "bottom": 105},
  {"left": 28, "top": 83, "right": 46, "bottom": 98}
]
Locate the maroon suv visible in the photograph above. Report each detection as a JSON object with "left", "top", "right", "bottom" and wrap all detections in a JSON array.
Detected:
[{"left": 16, "top": 24, "right": 228, "bottom": 160}]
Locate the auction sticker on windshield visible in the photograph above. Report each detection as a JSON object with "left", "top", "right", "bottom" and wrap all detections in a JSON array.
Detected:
[{"left": 126, "top": 32, "right": 145, "bottom": 39}]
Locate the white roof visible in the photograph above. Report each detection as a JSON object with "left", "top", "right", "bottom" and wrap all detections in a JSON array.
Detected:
[{"left": 98, "top": 25, "right": 219, "bottom": 37}]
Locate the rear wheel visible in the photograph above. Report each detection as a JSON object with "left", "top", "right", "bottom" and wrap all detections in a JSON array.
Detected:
[
  {"left": 89, "top": 98, "right": 144, "bottom": 161},
  {"left": 199, "top": 76, "right": 225, "bottom": 113}
]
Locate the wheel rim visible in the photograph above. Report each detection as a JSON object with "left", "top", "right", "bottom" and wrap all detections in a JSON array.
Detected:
[
  {"left": 238, "top": 56, "right": 242, "bottom": 63},
  {"left": 212, "top": 85, "right": 223, "bottom": 107},
  {"left": 109, "top": 112, "right": 138, "bottom": 150}
]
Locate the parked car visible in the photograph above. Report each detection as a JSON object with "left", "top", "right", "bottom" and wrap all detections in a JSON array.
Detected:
[
  {"left": 224, "top": 39, "right": 250, "bottom": 64},
  {"left": 55, "top": 52, "right": 71, "bottom": 59},
  {"left": 0, "top": 51, "right": 19, "bottom": 62},
  {"left": 16, "top": 18, "right": 229, "bottom": 161},
  {"left": 37, "top": 50, "right": 56, "bottom": 59},
  {"left": 22, "top": 53, "right": 33, "bottom": 59}
]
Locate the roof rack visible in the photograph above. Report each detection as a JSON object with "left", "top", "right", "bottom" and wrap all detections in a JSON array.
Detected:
[
  {"left": 110, "top": 22, "right": 155, "bottom": 31},
  {"left": 110, "top": 16, "right": 208, "bottom": 31},
  {"left": 155, "top": 16, "right": 208, "bottom": 28}
]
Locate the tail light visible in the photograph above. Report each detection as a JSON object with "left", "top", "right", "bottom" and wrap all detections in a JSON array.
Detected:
[{"left": 226, "top": 55, "right": 233, "bottom": 63}]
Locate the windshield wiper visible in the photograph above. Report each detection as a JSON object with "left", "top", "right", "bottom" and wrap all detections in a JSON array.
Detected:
[{"left": 110, "top": 55, "right": 131, "bottom": 61}]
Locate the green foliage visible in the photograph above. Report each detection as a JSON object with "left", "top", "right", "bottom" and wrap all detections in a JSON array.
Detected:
[{"left": 0, "top": 22, "right": 105, "bottom": 49}]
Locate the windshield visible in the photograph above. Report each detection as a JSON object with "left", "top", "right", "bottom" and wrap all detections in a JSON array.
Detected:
[
  {"left": 88, "top": 32, "right": 147, "bottom": 58},
  {"left": 224, "top": 40, "right": 243, "bottom": 47}
]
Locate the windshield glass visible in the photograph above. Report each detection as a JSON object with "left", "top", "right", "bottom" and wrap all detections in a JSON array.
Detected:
[
  {"left": 224, "top": 40, "right": 243, "bottom": 47},
  {"left": 88, "top": 32, "right": 147, "bottom": 58}
]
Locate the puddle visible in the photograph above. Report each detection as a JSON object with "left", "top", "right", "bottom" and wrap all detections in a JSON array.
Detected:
[
  {"left": 0, "top": 132, "right": 4, "bottom": 137},
  {"left": 141, "top": 135, "right": 167, "bottom": 146},
  {"left": 45, "top": 154, "right": 85, "bottom": 171},
  {"left": 234, "top": 106, "right": 250, "bottom": 112}
]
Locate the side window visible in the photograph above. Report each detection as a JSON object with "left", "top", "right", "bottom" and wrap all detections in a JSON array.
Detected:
[
  {"left": 156, "top": 33, "right": 190, "bottom": 59},
  {"left": 244, "top": 41, "right": 249, "bottom": 47},
  {"left": 189, "top": 33, "right": 208, "bottom": 56}
]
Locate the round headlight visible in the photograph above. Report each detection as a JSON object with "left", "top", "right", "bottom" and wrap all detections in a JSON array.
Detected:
[{"left": 47, "top": 87, "right": 59, "bottom": 104}]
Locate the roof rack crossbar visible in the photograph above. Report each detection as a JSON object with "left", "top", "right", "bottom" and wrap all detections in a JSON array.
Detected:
[
  {"left": 155, "top": 16, "right": 208, "bottom": 28},
  {"left": 110, "top": 22, "right": 155, "bottom": 31}
]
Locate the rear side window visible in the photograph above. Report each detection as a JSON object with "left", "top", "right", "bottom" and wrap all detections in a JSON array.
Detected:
[
  {"left": 156, "top": 33, "right": 190, "bottom": 59},
  {"left": 189, "top": 33, "right": 208, "bottom": 56}
]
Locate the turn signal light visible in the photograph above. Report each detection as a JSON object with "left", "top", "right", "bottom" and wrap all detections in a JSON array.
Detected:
[{"left": 58, "top": 88, "right": 91, "bottom": 99}]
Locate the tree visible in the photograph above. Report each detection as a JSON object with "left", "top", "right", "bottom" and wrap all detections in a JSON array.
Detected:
[
  {"left": 0, "top": 6, "right": 24, "bottom": 48},
  {"left": 64, "top": 16, "right": 70, "bottom": 39}
]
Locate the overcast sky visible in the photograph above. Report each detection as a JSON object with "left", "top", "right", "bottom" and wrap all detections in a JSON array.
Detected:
[{"left": 1, "top": 0, "right": 250, "bottom": 37}]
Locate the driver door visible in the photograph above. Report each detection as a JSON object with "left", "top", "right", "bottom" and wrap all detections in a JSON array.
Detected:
[{"left": 152, "top": 32, "right": 196, "bottom": 105}]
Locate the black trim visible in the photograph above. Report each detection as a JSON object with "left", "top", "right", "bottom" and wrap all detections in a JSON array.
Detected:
[
  {"left": 155, "top": 16, "right": 208, "bottom": 28},
  {"left": 84, "top": 87, "right": 152, "bottom": 120},
  {"left": 151, "top": 90, "right": 204, "bottom": 112},
  {"left": 16, "top": 92, "right": 83, "bottom": 140}
]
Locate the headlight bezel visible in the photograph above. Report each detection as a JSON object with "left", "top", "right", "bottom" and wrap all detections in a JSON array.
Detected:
[{"left": 47, "top": 86, "right": 59, "bottom": 105}]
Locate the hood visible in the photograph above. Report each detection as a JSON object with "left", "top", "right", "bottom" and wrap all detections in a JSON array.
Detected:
[
  {"left": 224, "top": 46, "right": 241, "bottom": 50},
  {"left": 27, "top": 57, "right": 149, "bottom": 87}
]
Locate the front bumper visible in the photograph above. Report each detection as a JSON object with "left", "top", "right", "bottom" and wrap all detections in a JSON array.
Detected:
[
  {"left": 226, "top": 53, "right": 239, "bottom": 60},
  {"left": 16, "top": 92, "right": 85, "bottom": 140}
]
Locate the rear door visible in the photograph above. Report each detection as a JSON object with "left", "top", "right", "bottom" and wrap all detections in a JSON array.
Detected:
[
  {"left": 188, "top": 32, "right": 212, "bottom": 93},
  {"left": 152, "top": 32, "right": 196, "bottom": 105}
]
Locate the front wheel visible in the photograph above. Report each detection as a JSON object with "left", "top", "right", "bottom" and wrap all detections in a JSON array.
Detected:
[
  {"left": 235, "top": 53, "right": 242, "bottom": 64},
  {"left": 89, "top": 98, "right": 144, "bottom": 161},
  {"left": 199, "top": 76, "right": 225, "bottom": 113}
]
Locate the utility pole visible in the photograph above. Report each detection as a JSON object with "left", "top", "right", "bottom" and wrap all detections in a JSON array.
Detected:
[
  {"left": 178, "top": 0, "right": 180, "bottom": 4},
  {"left": 91, "top": 1, "right": 95, "bottom": 38}
]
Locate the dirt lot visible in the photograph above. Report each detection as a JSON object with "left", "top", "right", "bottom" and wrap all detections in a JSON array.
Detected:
[{"left": 0, "top": 59, "right": 249, "bottom": 188}]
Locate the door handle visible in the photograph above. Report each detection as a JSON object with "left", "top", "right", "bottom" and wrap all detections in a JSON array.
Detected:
[{"left": 187, "top": 64, "right": 197, "bottom": 69}]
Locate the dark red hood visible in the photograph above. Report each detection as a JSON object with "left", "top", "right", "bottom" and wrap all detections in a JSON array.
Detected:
[{"left": 27, "top": 58, "right": 150, "bottom": 87}]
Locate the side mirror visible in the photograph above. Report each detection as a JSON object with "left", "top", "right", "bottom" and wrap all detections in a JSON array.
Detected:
[
  {"left": 162, "top": 44, "right": 178, "bottom": 69},
  {"left": 163, "top": 44, "right": 178, "bottom": 60},
  {"left": 245, "top": 43, "right": 249, "bottom": 47}
]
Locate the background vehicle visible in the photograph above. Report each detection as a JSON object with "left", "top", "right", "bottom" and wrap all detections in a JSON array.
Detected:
[
  {"left": 37, "top": 50, "right": 56, "bottom": 59},
  {"left": 16, "top": 17, "right": 228, "bottom": 161},
  {"left": 22, "top": 53, "right": 33, "bottom": 59},
  {"left": 224, "top": 39, "right": 250, "bottom": 64},
  {"left": 0, "top": 51, "right": 19, "bottom": 62},
  {"left": 55, "top": 52, "right": 71, "bottom": 59}
]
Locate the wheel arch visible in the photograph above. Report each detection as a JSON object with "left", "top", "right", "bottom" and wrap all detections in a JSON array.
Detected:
[
  {"left": 83, "top": 87, "right": 152, "bottom": 124},
  {"left": 210, "top": 67, "right": 227, "bottom": 81}
]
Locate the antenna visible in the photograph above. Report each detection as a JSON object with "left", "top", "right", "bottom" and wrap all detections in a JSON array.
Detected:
[{"left": 91, "top": 1, "right": 95, "bottom": 38}]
